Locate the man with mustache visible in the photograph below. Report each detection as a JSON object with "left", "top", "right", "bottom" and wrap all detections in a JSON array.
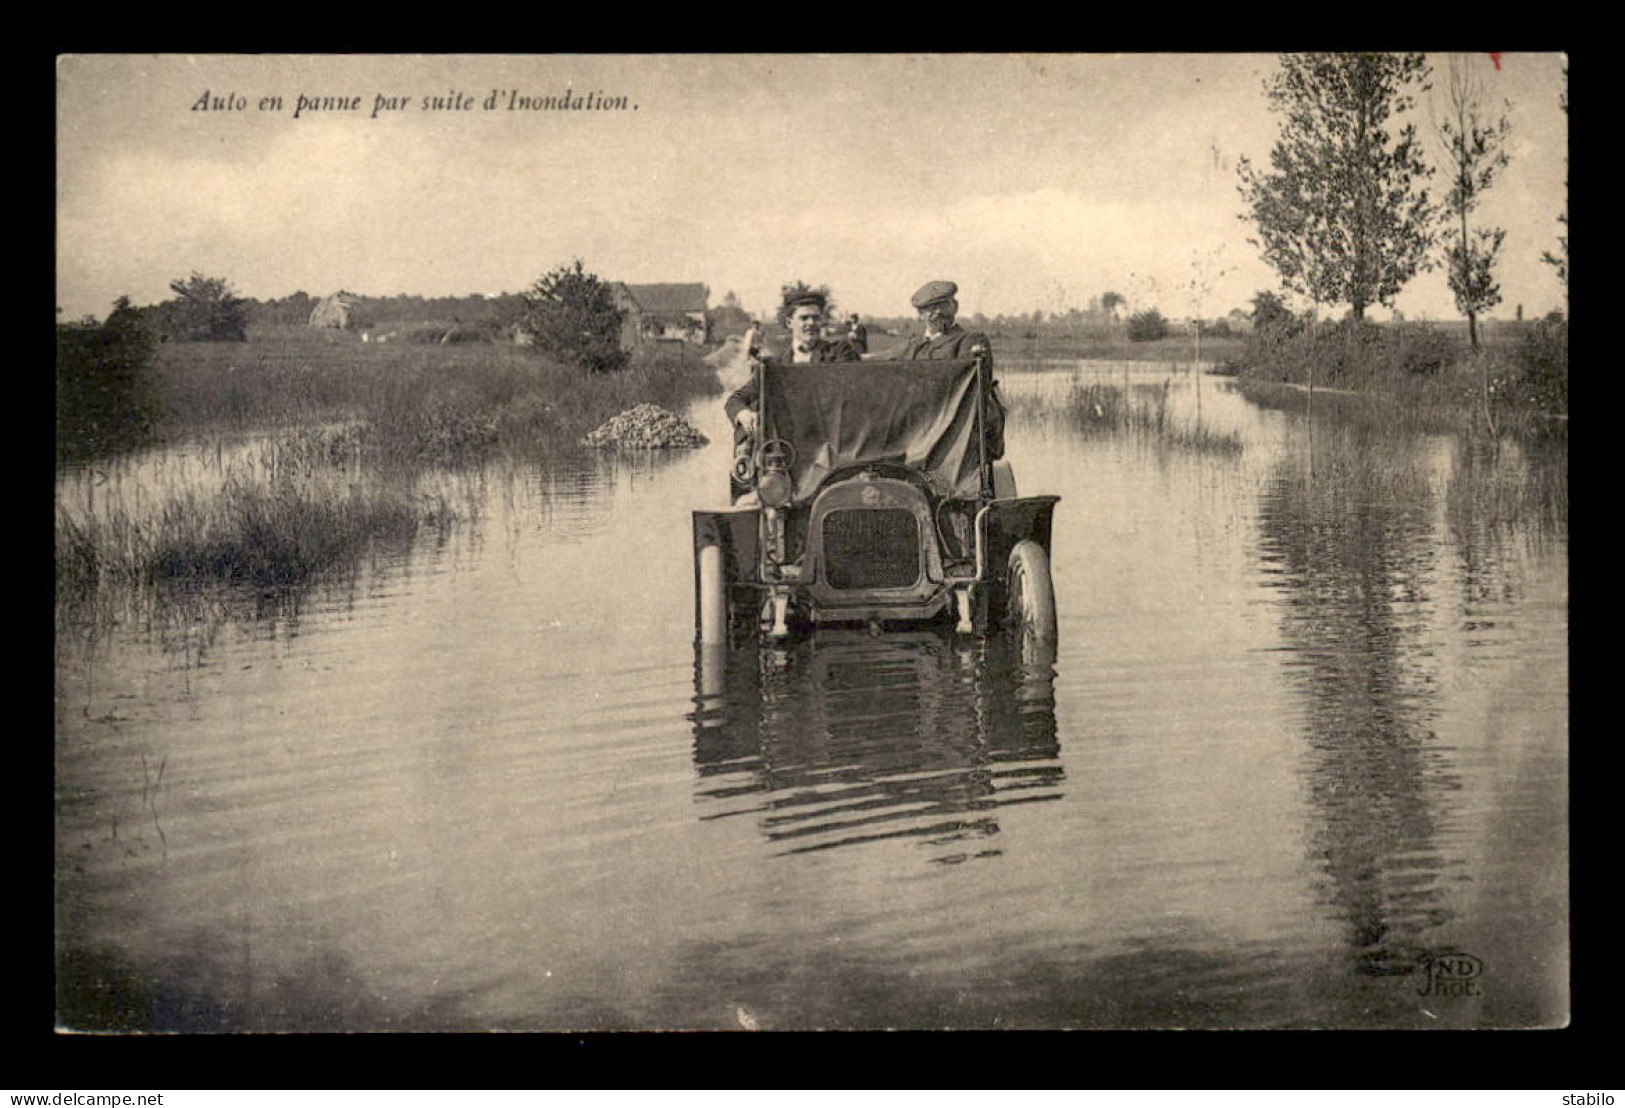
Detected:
[{"left": 892, "top": 280, "right": 1005, "bottom": 460}]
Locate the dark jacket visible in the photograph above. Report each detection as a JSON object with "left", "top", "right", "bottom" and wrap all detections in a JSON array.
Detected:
[
  {"left": 889, "top": 323, "right": 991, "bottom": 362},
  {"left": 725, "top": 338, "right": 862, "bottom": 424},
  {"left": 889, "top": 325, "right": 1005, "bottom": 461}
]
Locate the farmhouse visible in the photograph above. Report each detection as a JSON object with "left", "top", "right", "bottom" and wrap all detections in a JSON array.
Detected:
[{"left": 609, "top": 283, "right": 710, "bottom": 349}]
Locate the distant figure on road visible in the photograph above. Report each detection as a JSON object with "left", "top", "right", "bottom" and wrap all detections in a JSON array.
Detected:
[{"left": 847, "top": 313, "right": 868, "bottom": 354}]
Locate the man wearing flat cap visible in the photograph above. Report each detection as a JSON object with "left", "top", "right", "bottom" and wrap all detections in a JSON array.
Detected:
[
  {"left": 726, "top": 286, "right": 859, "bottom": 441},
  {"left": 892, "top": 280, "right": 1006, "bottom": 459}
]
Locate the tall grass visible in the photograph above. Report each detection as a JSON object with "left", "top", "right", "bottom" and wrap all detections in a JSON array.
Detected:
[
  {"left": 57, "top": 333, "right": 722, "bottom": 634},
  {"left": 1224, "top": 316, "right": 1567, "bottom": 440},
  {"left": 1235, "top": 377, "right": 1464, "bottom": 436},
  {"left": 151, "top": 333, "right": 721, "bottom": 456},
  {"left": 1445, "top": 435, "right": 1568, "bottom": 544},
  {"left": 1058, "top": 378, "right": 1244, "bottom": 455},
  {"left": 56, "top": 434, "right": 445, "bottom": 598},
  {"left": 1249, "top": 385, "right": 1566, "bottom": 556},
  {"left": 1234, "top": 366, "right": 1570, "bottom": 446}
]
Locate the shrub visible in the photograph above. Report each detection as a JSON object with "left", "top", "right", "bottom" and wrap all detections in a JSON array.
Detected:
[
  {"left": 1126, "top": 308, "right": 1170, "bottom": 342},
  {"left": 1309, "top": 318, "right": 1382, "bottom": 385},
  {"left": 1387, "top": 322, "right": 1461, "bottom": 377},
  {"left": 405, "top": 325, "right": 447, "bottom": 344},
  {"left": 57, "top": 297, "right": 160, "bottom": 464},
  {"left": 162, "top": 272, "right": 249, "bottom": 342},
  {"left": 1250, "top": 291, "right": 1302, "bottom": 338},
  {"left": 519, "top": 259, "right": 628, "bottom": 373},
  {"left": 1233, "top": 294, "right": 1303, "bottom": 376},
  {"left": 1231, "top": 315, "right": 1465, "bottom": 389},
  {"left": 1516, "top": 314, "right": 1568, "bottom": 414}
]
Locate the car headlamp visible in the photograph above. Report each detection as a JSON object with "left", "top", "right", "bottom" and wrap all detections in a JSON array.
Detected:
[{"left": 757, "top": 471, "right": 793, "bottom": 508}]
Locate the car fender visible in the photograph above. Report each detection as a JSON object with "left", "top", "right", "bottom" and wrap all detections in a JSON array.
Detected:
[
  {"left": 976, "top": 496, "right": 1059, "bottom": 582},
  {"left": 692, "top": 508, "right": 761, "bottom": 585}
]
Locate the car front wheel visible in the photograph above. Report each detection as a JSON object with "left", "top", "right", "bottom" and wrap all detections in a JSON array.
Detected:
[
  {"left": 697, "top": 544, "right": 727, "bottom": 646},
  {"left": 1006, "top": 540, "right": 1057, "bottom": 646}
]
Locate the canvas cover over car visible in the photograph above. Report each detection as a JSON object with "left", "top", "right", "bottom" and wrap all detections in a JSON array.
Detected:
[{"left": 759, "top": 357, "right": 988, "bottom": 504}]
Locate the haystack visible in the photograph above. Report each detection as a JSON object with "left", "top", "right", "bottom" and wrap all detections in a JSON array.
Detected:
[{"left": 309, "top": 292, "right": 357, "bottom": 330}]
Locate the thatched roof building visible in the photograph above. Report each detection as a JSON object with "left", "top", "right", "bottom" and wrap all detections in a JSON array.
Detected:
[{"left": 309, "top": 292, "right": 359, "bottom": 330}]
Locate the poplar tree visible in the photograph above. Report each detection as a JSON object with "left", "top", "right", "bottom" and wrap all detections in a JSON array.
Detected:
[
  {"left": 1238, "top": 53, "right": 1440, "bottom": 322},
  {"left": 1435, "top": 53, "right": 1512, "bottom": 350},
  {"left": 1541, "top": 66, "right": 1568, "bottom": 295}
]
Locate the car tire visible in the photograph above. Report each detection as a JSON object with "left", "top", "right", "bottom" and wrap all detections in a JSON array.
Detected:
[
  {"left": 1006, "top": 540, "right": 1057, "bottom": 646},
  {"left": 992, "top": 460, "right": 1017, "bottom": 499},
  {"left": 697, "top": 544, "right": 727, "bottom": 646}
]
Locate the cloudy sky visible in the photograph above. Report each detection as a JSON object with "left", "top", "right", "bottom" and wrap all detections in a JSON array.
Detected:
[{"left": 56, "top": 53, "right": 1568, "bottom": 324}]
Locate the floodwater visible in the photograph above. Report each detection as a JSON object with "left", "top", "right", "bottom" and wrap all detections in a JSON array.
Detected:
[{"left": 54, "top": 363, "right": 1568, "bottom": 1030}]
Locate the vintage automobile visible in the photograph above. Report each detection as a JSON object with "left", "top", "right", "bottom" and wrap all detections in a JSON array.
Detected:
[{"left": 692, "top": 354, "right": 1058, "bottom": 649}]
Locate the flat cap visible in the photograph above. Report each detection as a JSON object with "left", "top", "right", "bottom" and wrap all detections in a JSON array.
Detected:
[
  {"left": 911, "top": 280, "right": 959, "bottom": 309},
  {"left": 782, "top": 288, "right": 827, "bottom": 311}
]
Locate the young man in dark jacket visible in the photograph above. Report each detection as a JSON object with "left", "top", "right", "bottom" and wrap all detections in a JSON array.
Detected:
[{"left": 725, "top": 288, "right": 860, "bottom": 438}]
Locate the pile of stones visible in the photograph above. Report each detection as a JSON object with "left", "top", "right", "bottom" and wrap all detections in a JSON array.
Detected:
[{"left": 582, "top": 404, "right": 709, "bottom": 448}]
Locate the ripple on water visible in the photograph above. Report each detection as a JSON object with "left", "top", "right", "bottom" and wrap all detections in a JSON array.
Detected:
[{"left": 56, "top": 377, "right": 1568, "bottom": 1030}]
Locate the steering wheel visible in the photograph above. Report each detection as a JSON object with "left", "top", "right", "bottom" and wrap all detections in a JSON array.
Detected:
[{"left": 756, "top": 438, "right": 795, "bottom": 473}]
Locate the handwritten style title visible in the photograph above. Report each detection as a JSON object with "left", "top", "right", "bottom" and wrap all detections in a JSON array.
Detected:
[{"left": 191, "top": 89, "right": 638, "bottom": 118}]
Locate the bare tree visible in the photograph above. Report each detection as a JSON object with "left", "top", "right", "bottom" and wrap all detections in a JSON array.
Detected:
[{"left": 1185, "top": 244, "right": 1235, "bottom": 366}]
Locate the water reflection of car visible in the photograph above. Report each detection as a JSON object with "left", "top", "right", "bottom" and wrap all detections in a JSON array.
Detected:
[
  {"left": 691, "top": 356, "right": 1059, "bottom": 652},
  {"left": 691, "top": 630, "right": 1062, "bottom": 859}
]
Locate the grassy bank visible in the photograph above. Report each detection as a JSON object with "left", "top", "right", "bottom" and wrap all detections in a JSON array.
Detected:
[
  {"left": 57, "top": 331, "right": 722, "bottom": 621},
  {"left": 152, "top": 328, "right": 721, "bottom": 459},
  {"left": 1220, "top": 316, "right": 1568, "bottom": 439},
  {"left": 986, "top": 332, "right": 1248, "bottom": 367},
  {"left": 56, "top": 432, "right": 438, "bottom": 596}
]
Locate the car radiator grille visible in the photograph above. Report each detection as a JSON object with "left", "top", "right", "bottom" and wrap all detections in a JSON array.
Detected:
[{"left": 822, "top": 509, "right": 920, "bottom": 589}]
